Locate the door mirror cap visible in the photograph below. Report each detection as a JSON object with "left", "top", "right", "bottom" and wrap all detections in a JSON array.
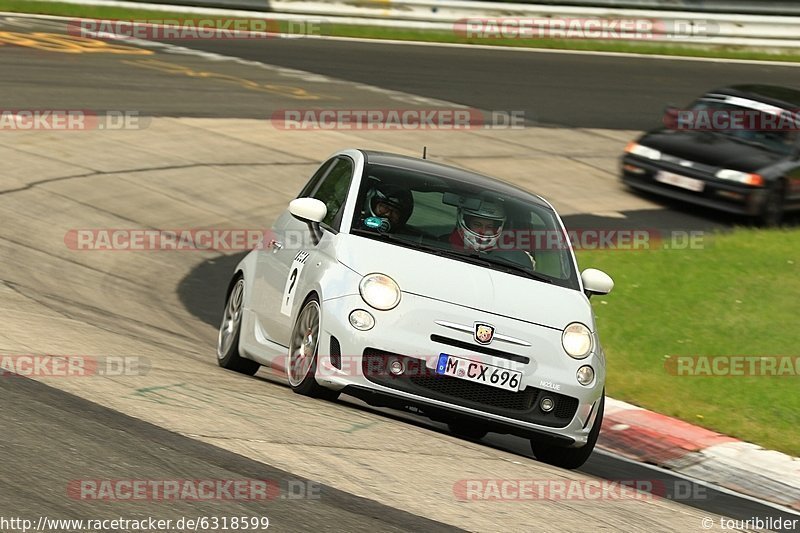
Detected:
[
  {"left": 581, "top": 268, "right": 614, "bottom": 298},
  {"left": 289, "top": 197, "right": 327, "bottom": 223},
  {"left": 663, "top": 104, "right": 680, "bottom": 129}
]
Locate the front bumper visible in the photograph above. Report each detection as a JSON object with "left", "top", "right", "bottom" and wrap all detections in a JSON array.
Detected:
[
  {"left": 621, "top": 155, "right": 768, "bottom": 216},
  {"left": 317, "top": 293, "right": 605, "bottom": 447}
]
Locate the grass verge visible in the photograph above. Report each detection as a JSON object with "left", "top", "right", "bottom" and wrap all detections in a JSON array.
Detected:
[
  {"left": 2, "top": 0, "right": 800, "bottom": 63},
  {"left": 577, "top": 227, "right": 800, "bottom": 456}
]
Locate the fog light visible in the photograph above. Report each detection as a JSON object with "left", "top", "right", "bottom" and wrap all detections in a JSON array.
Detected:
[
  {"left": 577, "top": 365, "right": 594, "bottom": 386},
  {"left": 716, "top": 190, "right": 744, "bottom": 200},
  {"left": 623, "top": 164, "right": 645, "bottom": 174},
  {"left": 540, "top": 397, "right": 554, "bottom": 412},
  {"left": 349, "top": 309, "right": 374, "bottom": 331},
  {"left": 389, "top": 359, "right": 404, "bottom": 376}
]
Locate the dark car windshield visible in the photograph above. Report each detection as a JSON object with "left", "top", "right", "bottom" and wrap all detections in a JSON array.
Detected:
[
  {"left": 689, "top": 98, "right": 798, "bottom": 155},
  {"left": 349, "top": 163, "right": 580, "bottom": 290}
]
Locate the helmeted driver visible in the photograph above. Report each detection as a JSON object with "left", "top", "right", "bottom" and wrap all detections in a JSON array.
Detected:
[
  {"left": 449, "top": 198, "right": 506, "bottom": 251},
  {"left": 361, "top": 182, "right": 414, "bottom": 233}
]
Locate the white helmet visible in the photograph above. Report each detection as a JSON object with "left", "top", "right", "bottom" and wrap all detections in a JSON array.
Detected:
[{"left": 457, "top": 198, "right": 506, "bottom": 251}]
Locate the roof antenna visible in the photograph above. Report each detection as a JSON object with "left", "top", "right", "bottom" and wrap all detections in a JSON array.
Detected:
[{"left": 422, "top": 146, "right": 427, "bottom": 159}]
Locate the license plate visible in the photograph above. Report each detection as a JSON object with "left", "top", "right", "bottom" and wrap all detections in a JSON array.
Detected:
[
  {"left": 436, "top": 354, "right": 522, "bottom": 392},
  {"left": 654, "top": 171, "right": 705, "bottom": 192}
]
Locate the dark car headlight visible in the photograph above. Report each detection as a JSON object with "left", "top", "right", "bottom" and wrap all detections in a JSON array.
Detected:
[
  {"left": 715, "top": 169, "right": 764, "bottom": 186},
  {"left": 625, "top": 142, "right": 661, "bottom": 161}
]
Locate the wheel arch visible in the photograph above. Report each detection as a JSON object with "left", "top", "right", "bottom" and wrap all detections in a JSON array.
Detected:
[
  {"left": 298, "top": 289, "right": 322, "bottom": 311},
  {"left": 226, "top": 270, "right": 244, "bottom": 297},
  {"left": 230, "top": 250, "right": 259, "bottom": 306}
]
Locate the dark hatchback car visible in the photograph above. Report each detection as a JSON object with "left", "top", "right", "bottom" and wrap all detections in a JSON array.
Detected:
[{"left": 621, "top": 85, "right": 800, "bottom": 225}]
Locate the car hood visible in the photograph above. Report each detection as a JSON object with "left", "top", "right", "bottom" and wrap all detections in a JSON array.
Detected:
[
  {"left": 639, "top": 129, "right": 782, "bottom": 172},
  {"left": 336, "top": 234, "right": 591, "bottom": 331}
]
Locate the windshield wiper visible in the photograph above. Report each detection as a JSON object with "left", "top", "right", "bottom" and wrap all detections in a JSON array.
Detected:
[
  {"left": 479, "top": 253, "right": 554, "bottom": 284},
  {"left": 698, "top": 129, "right": 729, "bottom": 141},
  {"left": 723, "top": 135, "right": 780, "bottom": 154},
  {"left": 434, "top": 248, "right": 553, "bottom": 284}
]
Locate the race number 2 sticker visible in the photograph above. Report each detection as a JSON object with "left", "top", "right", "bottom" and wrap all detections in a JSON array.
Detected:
[{"left": 281, "top": 250, "right": 310, "bottom": 316}]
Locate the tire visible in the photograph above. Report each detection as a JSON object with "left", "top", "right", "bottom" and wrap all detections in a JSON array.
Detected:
[
  {"left": 287, "top": 295, "right": 339, "bottom": 400},
  {"left": 759, "top": 180, "right": 785, "bottom": 228},
  {"left": 217, "top": 276, "right": 261, "bottom": 375},
  {"left": 447, "top": 421, "right": 489, "bottom": 441},
  {"left": 531, "top": 393, "right": 604, "bottom": 470}
]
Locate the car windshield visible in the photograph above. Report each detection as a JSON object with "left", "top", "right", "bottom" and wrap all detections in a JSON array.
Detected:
[
  {"left": 690, "top": 98, "right": 798, "bottom": 155},
  {"left": 350, "top": 163, "right": 580, "bottom": 290}
]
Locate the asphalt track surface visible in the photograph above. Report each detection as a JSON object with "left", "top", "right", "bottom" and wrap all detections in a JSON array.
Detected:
[
  {"left": 2, "top": 13, "right": 799, "bottom": 130},
  {"left": 1, "top": 13, "right": 799, "bottom": 531},
  {"left": 0, "top": 376, "right": 459, "bottom": 532},
  {"left": 157, "top": 37, "right": 800, "bottom": 130}
]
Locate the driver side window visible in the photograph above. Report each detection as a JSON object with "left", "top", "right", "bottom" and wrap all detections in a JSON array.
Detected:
[
  {"left": 298, "top": 158, "right": 337, "bottom": 198},
  {"left": 311, "top": 157, "right": 354, "bottom": 231}
]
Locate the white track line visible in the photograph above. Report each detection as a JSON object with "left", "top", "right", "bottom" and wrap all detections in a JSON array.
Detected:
[{"left": 594, "top": 448, "right": 800, "bottom": 517}]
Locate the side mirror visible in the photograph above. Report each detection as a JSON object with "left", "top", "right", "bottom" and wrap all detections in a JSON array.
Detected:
[
  {"left": 289, "top": 197, "right": 326, "bottom": 223},
  {"left": 581, "top": 268, "right": 614, "bottom": 299},
  {"left": 289, "top": 198, "right": 327, "bottom": 245},
  {"left": 662, "top": 104, "right": 680, "bottom": 130}
]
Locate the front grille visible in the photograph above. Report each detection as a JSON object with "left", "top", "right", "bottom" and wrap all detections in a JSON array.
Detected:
[
  {"left": 409, "top": 374, "right": 538, "bottom": 411},
  {"left": 361, "top": 349, "right": 580, "bottom": 427},
  {"left": 430, "top": 334, "right": 529, "bottom": 364},
  {"left": 660, "top": 155, "right": 717, "bottom": 175}
]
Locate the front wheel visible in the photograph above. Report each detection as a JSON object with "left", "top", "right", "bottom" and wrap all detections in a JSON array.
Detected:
[
  {"left": 217, "top": 277, "right": 260, "bottom": 375},
  {"left": 287, "top": 296, "right": 339, "bottom": 400},
  {"left": 531, "top": 393, "right": 604, "bottom": 470},
  {"left": 759, "top": 181, "right": 785, "bottom": 227}
]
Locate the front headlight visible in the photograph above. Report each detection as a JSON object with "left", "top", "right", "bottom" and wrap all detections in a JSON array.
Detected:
[
  {"left": 625, "top": 142, "right": 661, "bottom": 161},
  {"left": 715, "top": 169, "right": 764, "bottom": 186},
  {"left": 562, "top": 323, "right": 593, "bottom": 359},
  {"left": 359, "top": 273, "right": 401, "bottom": 310}
]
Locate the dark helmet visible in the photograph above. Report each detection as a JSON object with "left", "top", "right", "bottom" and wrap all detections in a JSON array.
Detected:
[{"left": 364, "top": 183, "right": 414, "bottom": 227}]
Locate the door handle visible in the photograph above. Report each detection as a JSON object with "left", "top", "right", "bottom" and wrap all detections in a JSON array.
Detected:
[{"left": 269, "top": 240, "right": 283, "bottom": 252}]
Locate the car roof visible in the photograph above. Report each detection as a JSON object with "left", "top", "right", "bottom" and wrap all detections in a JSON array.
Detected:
[
  {"left": 360, "top": 150, "right": 551, "bottom": 209},
  {"left": 705, "top": 85, "right": 800, "bottom": 109}
]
